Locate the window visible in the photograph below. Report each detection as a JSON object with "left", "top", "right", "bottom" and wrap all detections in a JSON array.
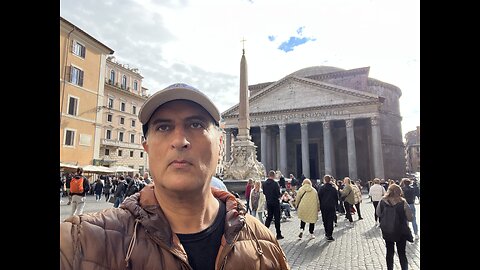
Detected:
[
  {"left": 107, "top": 114, "right": 112, "bottom": 122},
  {"left": 120, "top": 117, "right": 125, "bottom": 125},
  {"left": 69, "top": 66, "right": 84, "bottom": 86},
  {"left": 118, "top": 150, "right": 123, "bottom": 156},
  {"left": 140, "top": 152, "right": 144, "bottom": 158},
  {"left": 72, "top": 40, "right": 86, "bottom": 58},
  {"left": 108, "top": 98, "right": 114, "bottom": 109},
  {"left": 130, "top": 151, "right": 134, "bottom": 157},
  {"left": 64, "top": 130, "right": 75, "bottom": 146},
  {"left": 67, "top": 96, "right": 78, "bottom": 116},
  {"left": 110, "top": 70, "right": 115, "bottom": 83},
  {"left": 105, "top": 149, "right": 110, "bottom": 155},
  {"left": 119, "top": 132, "right": 124, "bottom": 142},
  {"left": 130, "top": 134, "right": 135, "bottom": 143},
  {"left": 131, "top": 119, "right": 136, "bottom": 127},
  {"left": 121, "top": 75, "right": 127, "bottom": 89},
  {"left": 106, "top": 130, "right": 111, "bottom": 139},
  {"left": 121, "top": 102, "right": 126, "bottom": 112},
  {"left": 134, "top": 80, "right": 138, "bottom": 91},
  {"left": 132, "top": 105, "right": 136, "bottom": 114}
]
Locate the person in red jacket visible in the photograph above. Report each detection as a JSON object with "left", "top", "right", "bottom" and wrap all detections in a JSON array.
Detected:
[{"left": 60, "top": 83, "right": 290, "bottom": 270}]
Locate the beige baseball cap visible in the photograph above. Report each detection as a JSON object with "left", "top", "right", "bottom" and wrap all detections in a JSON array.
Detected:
[{"left": 139, "top": 83, "right": 220, "bottom": 129}]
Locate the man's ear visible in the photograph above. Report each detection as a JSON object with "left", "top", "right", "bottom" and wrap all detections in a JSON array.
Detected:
[
  {"left": 218, "top": 132, "right": 224, "bottom": 157},
  {"left": 142, "top": 139, "right": 148, "bottom": 152}
]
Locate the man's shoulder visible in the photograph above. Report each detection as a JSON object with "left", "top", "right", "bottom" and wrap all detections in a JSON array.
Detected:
[{"left": 62, "top": 207, "right": 133, "bottom": 229}]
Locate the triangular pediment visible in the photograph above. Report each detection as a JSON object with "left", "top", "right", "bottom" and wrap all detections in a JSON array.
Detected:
[{"left": 222, "top": 76, "right": 379, "bottom": 117}]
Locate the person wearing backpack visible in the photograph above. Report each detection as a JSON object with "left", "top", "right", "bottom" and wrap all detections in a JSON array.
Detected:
[
  {"left": 69, "top": 167, "right": 90, "bottom": 216},
  {"left": 376, "top": 183, "right": 413, "bottom": 270}
]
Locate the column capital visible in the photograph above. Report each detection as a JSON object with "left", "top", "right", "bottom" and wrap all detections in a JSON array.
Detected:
[
  {"left": 300, "top": 122, "right": 308, "bottom": 128},
  {"left": 322, "top": 121, "right": 330, "bottom": 129},
  {"left": 346, "top": 119, "right": 354, "bottom": 128},
  {"left": 371, "top": 117, "right": 379, "bottom": 126},
  {"left": 260, "top": 125, "right": 267, "bottom": 130},
  {"left": 278, "top": 124, "right": 286, "bottom": 130}
]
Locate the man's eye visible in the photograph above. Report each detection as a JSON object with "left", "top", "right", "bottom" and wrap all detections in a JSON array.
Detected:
[
  {"left": 190, "top": 122, "right": 204, "bottom": 129},
  {"left": 156, "top": 124, "right": 171, "bottom": 131}
]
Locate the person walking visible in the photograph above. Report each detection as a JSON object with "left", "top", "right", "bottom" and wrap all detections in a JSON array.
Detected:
[
  {"left": 250, "top": 179, "right": 266, "bottom": 223},
  {"left": 369, "top": 178, "right": 386, "bottom": 226},
  {"left": 295, "top": 178, "right": 320, "bottom": 240},
  {"left": 400, "top": 178, "right": 419, "bottom": 240},
  {"left": 69, "top": 167, "right": 90, "bottom": 216},
  {"left": 351, "top": 181, "right": 363, "bottom": 220},
  {"left": 339, "top": 177, "right": 356, "bottom": 227},
  {"left": 94, "top": 178, "right": 104, "bottom": 201},
  {"left": 112, "top": 175, "right": 127, "bottom": 208},
  {"left": 317, "top": 175, "right": 338, "bottom": 241},
  {"left": 60, "top": 82, "right": 290, "bottom": 269},
  {"left": 103, "top": 178, "right": 112, "bottom": 202},
  {"left": 263, "top": 170, "right": 285, "bottom": 240},
  {"left": 376, "top": 184, "right": 413, "bottom": 270}
]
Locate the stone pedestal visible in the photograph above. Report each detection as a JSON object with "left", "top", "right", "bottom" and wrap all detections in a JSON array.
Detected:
[{"left": 223, "top": 140, "right": 265, "bottom": 181}]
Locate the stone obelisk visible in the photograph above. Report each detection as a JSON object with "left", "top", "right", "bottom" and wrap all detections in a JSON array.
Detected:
[{"left": 223, "top": 46, "right": 265, "bottom": 181}]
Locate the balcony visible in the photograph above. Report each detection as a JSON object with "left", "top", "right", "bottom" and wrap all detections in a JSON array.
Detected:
[{"left": 101, "top": 139, "right": 143, "bottom": 150}]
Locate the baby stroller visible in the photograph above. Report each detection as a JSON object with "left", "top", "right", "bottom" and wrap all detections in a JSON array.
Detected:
[{"left": 280, "top": 204, "right": 288, "bottom": 222}]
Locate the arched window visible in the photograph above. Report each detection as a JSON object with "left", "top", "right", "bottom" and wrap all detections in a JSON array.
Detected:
[
  {"left": 110, "top": 70, "right": 115, "bottom": 84},
  {"left": 134, "top": 80, "right": 138, "bottom": 91},
  {"left": 121, "top": 75, "right": 127, "bottom": 89}
]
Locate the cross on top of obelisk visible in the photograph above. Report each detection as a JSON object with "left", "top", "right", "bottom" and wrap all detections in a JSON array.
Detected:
[{"left": 241, "top": 37, "right": 246, "bottom": 55}]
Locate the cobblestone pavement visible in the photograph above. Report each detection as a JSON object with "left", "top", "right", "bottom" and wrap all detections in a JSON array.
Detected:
[{"left": 60, "top": 194, "right": 420, "bottom": 269}]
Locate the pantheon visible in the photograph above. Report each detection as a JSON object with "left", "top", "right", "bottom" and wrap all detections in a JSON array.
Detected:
[{"left": 221, "top": 66, "right": 406, "bottom": 183}]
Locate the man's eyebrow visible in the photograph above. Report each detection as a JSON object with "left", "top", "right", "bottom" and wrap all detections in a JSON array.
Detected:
[{"left": 149, "top": 115, "right": 212, "bottom": 125}]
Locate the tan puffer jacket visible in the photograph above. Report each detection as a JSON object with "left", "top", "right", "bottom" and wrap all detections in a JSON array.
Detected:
[
  {"left": 60, "top": 184, "right": 290, "bottom": 270},
  {"left": 294, "top": 183, "right": 320, "bottom": 224}
]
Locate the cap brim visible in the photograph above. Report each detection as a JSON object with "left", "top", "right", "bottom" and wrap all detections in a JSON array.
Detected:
[{"left": 139, "top": 83, "right": 220, "bottom": 125}]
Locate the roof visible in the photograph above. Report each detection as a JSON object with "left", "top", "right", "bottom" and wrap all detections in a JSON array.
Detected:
[{"left": 287, "top": 66, "right": 345, "bottom": 77}]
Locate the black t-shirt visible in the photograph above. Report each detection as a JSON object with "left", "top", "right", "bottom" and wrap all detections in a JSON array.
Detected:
[{"left": 177, "top": 199, "right": 226, "bottom": 270}]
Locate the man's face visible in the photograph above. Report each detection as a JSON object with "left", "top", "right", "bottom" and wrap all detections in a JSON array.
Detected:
[{"left": 142, "top": 100, "right": 220, "bottom": 193}]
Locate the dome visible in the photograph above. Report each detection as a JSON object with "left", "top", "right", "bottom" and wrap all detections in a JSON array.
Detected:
[{"left": 288, "top": 66, "right": 345, "bottom": 77}]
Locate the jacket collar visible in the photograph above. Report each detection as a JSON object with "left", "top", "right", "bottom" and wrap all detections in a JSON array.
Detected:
[{"left": 121, "top": 184, "right": 246, "bottom": 247}]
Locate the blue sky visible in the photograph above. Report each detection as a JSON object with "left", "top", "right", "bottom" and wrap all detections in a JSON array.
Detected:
[{"left": 60, "top": 0, "right": 419, "bottom": 138}]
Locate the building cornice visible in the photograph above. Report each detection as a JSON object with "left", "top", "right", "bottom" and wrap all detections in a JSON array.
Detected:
[
  {"left": 223, "top": 100, "right": 379, "bottom": 120},
  {"left": 222, "top": 75, "right": 379, "bottom": 117}
]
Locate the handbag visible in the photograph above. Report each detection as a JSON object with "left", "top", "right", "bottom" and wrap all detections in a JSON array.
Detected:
[
  {"left": 402, "top": 201, "right": 414, "bottom": 242},
  {"left": 108, "top": 196, "right": 115, "bottom": 204}
]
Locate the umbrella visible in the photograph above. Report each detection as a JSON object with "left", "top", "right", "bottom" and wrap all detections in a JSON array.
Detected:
[
  {"left": 82, "top": 165, "right": 114, "bottom": 174},
  {"left": 110, "top": 166, "right": 138, "bottom": 173},
  {"left": 60, "top": 162, "right": 78, "bottom": 169}
]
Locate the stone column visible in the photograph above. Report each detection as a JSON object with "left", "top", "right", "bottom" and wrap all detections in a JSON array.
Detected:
[
  {"left": 225, "top": 129, "right": 232, "bottom": 162},
  {"left": 322, "top": 121, "right": 333, "bottom": 176},
  {"left": 279, "top": 124, "right": 287, "bottom": 175},
  {"left": 300, "top": 122, "right": 310, "bottom": 178},
  {"left": 260, "top": 125, "right": 267, "bottom": 168},
  {"left": 345, "top": 119, "right": 358, "bottom": 180},
  {"left": 371, "top": 117, "right": 385, "bottom": 179},
  {"left": 266, "top": 128, "right": 272, "bottom": 171},
  {"left": 272, "top": 133, "right": 277, "bottom": 170}
]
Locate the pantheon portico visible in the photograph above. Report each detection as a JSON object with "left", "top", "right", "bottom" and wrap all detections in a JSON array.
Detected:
[{"left": 221, "top": 66, "right": 406, "bottom": 183}]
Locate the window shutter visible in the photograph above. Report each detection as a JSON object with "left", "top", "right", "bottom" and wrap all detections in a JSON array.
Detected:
[
  {"left": 80, "top": 45, "right": 86, "bottom": 58},
  {"left": 70, "top": 40, "right": 75, "bottom": 53},
  {"left": 78, "top": 70, "right": 84, "bottom": 86},
  {"left": 65, "top": 66, "right": 71, "bottom": 82}
]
